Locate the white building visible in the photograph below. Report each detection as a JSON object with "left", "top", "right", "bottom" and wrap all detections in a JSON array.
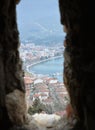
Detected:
[{"left": 34, "top": 79, "right": 43, "bottom": 85}]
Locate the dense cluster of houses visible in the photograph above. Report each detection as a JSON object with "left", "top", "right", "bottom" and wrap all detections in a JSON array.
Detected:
[{"left": 24, "top": 74, "right": 69, "bottom": 110}]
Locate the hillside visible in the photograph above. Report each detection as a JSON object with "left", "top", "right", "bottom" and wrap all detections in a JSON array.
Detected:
[{"left": 17, "top": 0, "right": 66, "bottom": 46}]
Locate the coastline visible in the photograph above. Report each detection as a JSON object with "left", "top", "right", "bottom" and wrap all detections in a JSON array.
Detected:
[{"left": 26, "top": 55, "right": 63, "bottom": 72}]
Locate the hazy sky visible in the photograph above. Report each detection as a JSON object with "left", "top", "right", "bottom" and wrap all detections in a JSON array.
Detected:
[
  {"left": 17, "top": 1, "right": 60, "bottom": 27},
  {"left": 16, "top": 0, "right": 63, "bottom": 41}
]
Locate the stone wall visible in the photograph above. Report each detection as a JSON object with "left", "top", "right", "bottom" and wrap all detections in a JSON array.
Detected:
[
  {"left": 0, "top": 0, "right": 27, "bottom": 129},
  {"left": 59, "top": 0, "right": 95, "bottom": 130}
]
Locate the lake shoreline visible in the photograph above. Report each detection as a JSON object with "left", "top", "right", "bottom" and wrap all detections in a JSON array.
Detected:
[
  {"left": 26, "top": 55, "right": 63, "bottom": 71},
  {"left": 27, "top": 56, "right": 63, "bottom": 82}
]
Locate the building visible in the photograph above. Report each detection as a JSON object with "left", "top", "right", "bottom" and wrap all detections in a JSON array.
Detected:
[{"left": 24, "top": 76, "right": 33, "bottom": 98}]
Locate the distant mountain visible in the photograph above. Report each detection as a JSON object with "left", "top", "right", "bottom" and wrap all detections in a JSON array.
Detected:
[
  {"left": 19, "top": 22, "right": 65, "bottom": 46},
  {"left": 17, "top": 0, "right": 65, "bottom": 46}
]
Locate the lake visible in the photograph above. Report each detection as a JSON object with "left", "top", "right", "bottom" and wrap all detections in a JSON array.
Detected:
[{"left": 29, "top": 57, "right": 64, "bottom": 82}]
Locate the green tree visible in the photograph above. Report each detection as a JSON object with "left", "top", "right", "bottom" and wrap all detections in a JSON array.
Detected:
[{"left": 28, "top": 98, "right": 46, "bottom": 115}]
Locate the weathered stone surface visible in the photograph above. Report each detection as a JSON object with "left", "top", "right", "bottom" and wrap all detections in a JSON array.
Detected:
[
  {"left": 6, "top": 89, "right": 27, "bottom": 125},
  {"left": 0, "top": 0, "right": 26, "bottom": 129},
  {"left": 26, "top": 113, "right": 62, "bottom": 130},
  {"left": 31, "top": 113, "right": 61, "bottom": 129},
  {"left": 25, "top": 113, "right": 76, "bottom": 130},
  {"left": 59, "top": 0, "right": 95, "bottom": 129}
]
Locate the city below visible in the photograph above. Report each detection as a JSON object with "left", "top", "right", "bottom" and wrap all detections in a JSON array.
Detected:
[{"left": 20, "top": 42, "right": 69, "bottom": 113}]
